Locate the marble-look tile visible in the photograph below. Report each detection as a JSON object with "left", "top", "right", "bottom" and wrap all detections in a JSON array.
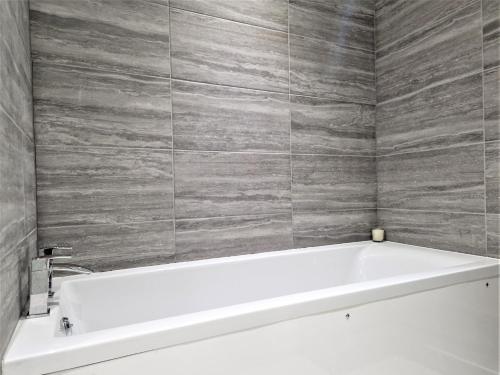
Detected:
[
  {"left": 487, "top": 214, "right": 500, "bottom": 257},
  {"left": 376, "top": 2, "right": 482, "bottom": 103},
  {"left": 377, "top": 209, "right": 486, "bottom": 255},
  {"left": 36, "top": 146, "right": 173, "bottom": 226},
  {"left": 484, "top": 67, "right": 500, "bottom": 142},
  {"left": 38, "top": 221, "right": 174, "bottom": 271},
  {"left": 23, "top": 137, "right": 36, "bottom": 234},
  {"left": 291, "top": 96, "right": 375, "bottom": 156},
  {"left": 290, "top": 0, "right": 374, "bottom": 51},
  {"left": 30, "top": 0, "right": 170, "bottom": 77},
  {"left": 172, "top": 80, "right": 289, "bottom": 152},
  {"left": 375, "top": 0, "right": 475, "bottom": 51},
  {"left": 377, "top": 144, "right": 485, "bottom": 213},
  {"left": 174, "top": 151, "right": 291, "bottom": 219},
  {"left": 486, "top": 141, "right": 500, "bottom": 214},
  {"left": 293, "top": 209, "right": 376, "bottom": 247},
  {"left": 483, "top": 0, "right": 500, "bottom": 70},
  {"left": 175, "top": 214, "right": 293, "bottom": 261},
  {"left": 33, "top": 62, "right": 172, "bottom": 148},
  {"left": 290, "top": 34, "right": 375, "bottom": 104},
  {"left": 170, "top": 9, "right": 289, "bottom": 93},
  {"left": 376, "top": 73, "right": 484, "bottom": 154},
  {"left": 292, "top": 154, "right": 376, "bottom": 212},
  {"left": 0, "top": 110, "right": 25, "bottom": 253},
  {"left": 170, "top": 0, "right": 288, "bottom": 31}
]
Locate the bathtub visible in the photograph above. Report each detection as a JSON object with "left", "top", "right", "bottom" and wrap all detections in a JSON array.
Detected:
[{"left": 3, "top": 241, "right": 499, "bottom": 375}]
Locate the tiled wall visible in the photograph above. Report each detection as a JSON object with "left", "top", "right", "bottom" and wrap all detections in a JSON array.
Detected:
[
  {"left": 375, "top": 0, "right": 500, "bottom": 257},
  {"left": 31, "top": 0, "right": 377, "bottom": 270},
  {"left": 0, "top": 0, "right": 36, "bottom": 368}
]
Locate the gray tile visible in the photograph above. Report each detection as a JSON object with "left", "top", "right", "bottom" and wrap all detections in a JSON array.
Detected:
[
  {"left": 30, "top": 0, "right": 170, "bottom": 78},
  {"left": 487, "top": 214, "right": 500, "bottom": 257},
  {"left": 375, "top": 0, "right": 475, "bottom": 51},
  {"left": 291, "top": 96, "right": 375, "bottom": 156},
  {"left": 174, "top": 151, "right": 291, "bottom": 219},
  {"left": 377, "top": 144, "right": 485, "bottom": 213},
  {"left": 483, "top": 0, "right": 500, "bottom": 70},
  {"left": 292, "top": 154, "right": 376, "bottom": 212},
  {"left": 290, "top": 34, "right": 375, "bottom": 104},
  {"left": 377, "top": 209, "right": 486, "bottom": 255},
  {"left": 376, "top": 73, "right": 484, "bottom": 155},
  {"left": 376, "top": 2, "right": 482, "bottom": 103},
  {"left": 38, "top": 221, "right": 174, "bottom": 272},
  {"left": 170, "top": 9, "right": 289, "bottom": 93},
  {"left": 36, "top": 146, "right": 173, "bottom": 226},
  {"left": 484, "top": 67, "right": 500, "bottom": 142},
  {"left": 170, "top": 0, "right": 288, "bottom": 31},
  {"left": 290, "top": 0, "right": 374, "bottom": 51},
  {"left": 172, "top": 80, "right": 289, "bottom": 152},
  {"left": 293, "top": 209, "right": 376, "bottom": 247},
  {"left": 33, "top": 62, "right": 172, "bottom": 148},
  {"left": 486, "top": 141, "right": 500, "bottom": 214},
  {"left": 23, "top": 137, "right": 36, "bottom": 234},
  {"left": 175, "top": 214, "right": 293, "bottom": 261}
]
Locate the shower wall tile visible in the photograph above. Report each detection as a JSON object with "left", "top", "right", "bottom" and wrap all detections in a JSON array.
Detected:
[
  {"left": 482, "top": 0, "right": 500, "bottom": 70},
  {"left": 170, "top": 9, "right": 289, "bottom": 93},
  {"left": 174, "top": 151, "right": 291, "bottom": 219},
  {"left": 375, "top": 0, "right": 475, "bottom": 51},
  {"left": 377, "top": 209, "right": 486, "bottom": 255},
  {"left": 376, "top": 2, "right": 482, "bottom": 103},
  {"left": 33, "top": 62, "right": 172, "bottom": 148},
  {"left": 38, "top": 221, "right": 175, "bottom": 271},
  {"left": 289, "top": 0, "right": 374, "bottom": 51},
  {"left": 290, "top": 34, "right": 375, "bottom": 104},
  {"left": 487, "top": 214, "right": 500, "bottom": 257},
  {"left": 293, "top": 209, "right": 376, "bottom": 247},
  {"left": 175, "top": 214, "right": 293, "bottom": 261},
  {"left": 170, "top": 0, "right": 289, "bottom": 31},
  {"left": 172, "top": 80, "right": 289, "bottom": 152},
  {"left": 36, "top": 146, "right": 173, "bottom": 227},
  {"left": 291, "top": 96, "right": 375, "bottom": 156},
  {"left": 484, "top": 67, "right": 500, "bottom": 142},
  {"left": 376, "top": 73, "right": 484, "bottom": 155},
  {"left": 486, "top": 141, "right": 500, "bottom": 214},
  {"left": 377, "top": 144, "right": 485, "bottom": 213},
  {"left": 292, "top": 154, "right": 376, "bottom": 212},
  {"left": 30, "top": 0, "right": 171, "bottom": 78}
]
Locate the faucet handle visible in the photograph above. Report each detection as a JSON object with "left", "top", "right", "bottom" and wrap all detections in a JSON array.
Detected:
[{"left": 38, "top": 246, "right": 73, "bottom": 260}]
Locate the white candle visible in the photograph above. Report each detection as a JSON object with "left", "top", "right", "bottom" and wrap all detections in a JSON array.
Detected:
[{"left": 372, "top": 228, "right": 385, "bottom": 242}]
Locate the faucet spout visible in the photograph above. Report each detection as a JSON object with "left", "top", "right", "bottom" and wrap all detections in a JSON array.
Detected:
[{"left": 51, "top": 264, "right": 93, "bottom": 275}]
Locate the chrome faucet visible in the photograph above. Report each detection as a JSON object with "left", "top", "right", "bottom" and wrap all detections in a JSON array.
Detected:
[{"left": 28, "top": 246, "right": 93, "bottom": 317}]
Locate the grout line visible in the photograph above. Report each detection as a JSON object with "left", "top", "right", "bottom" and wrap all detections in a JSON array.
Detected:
[
  {"left": 373, "top": 0, "right": 380, "bottom": 227},
  {"left": 287, "top": 0, "right": 295, "bottom": 247},
  {"left": 38, "top": 219, "right": 175, "bottom": 230},
  {"left": 377, "top": 207, "right": 486, "bottom": 216},
  {"left": 376, "top": 141, "right": 486, "bottom": 158},
  {"left": 168, "top": 5, "right": 177, "bottom": 257},
  {"left": 480, "top": 0, "right": 489, "bottom": 255}
]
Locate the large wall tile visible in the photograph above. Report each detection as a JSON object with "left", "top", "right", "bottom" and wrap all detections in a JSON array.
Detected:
[
  {"left": 170, "top": 9, "right": 289, "bottom": 93},
  {"left": 175, "top": 214, "right": 293, "bottom": 261},
  {"left": 483, "top": 0, "right": 500, "bottom": 70},
  {"left": 486, "top": 141, "right": 500, "bottom": 214},
  {"left": 484, "top": 67, "right": 500, "bottom": 142},
  {"left": 378, "top": 209, "right": 486, "bottom": 255},
  {"left": 376, "top": 74, "right": 483, "bottom": 155},
  {"left": 292, "top": 154, "right": 376, "bottom": 212},
  {"left": 290, "top": 34, "right": 375, "bottom": 104},
  {"left": 30, "top": 0, "right": 170, "bottom": 78},
  {"left": 33, "top": 62, "right": 172, "bottom": 148},
  {"left": 38, "top": 221, "right": 174, "bottom": 271},
  {"left": 375, "top": 0, "right": 475, "bottom": 51},
  {"left": 377, "top": 145, "right": 485, "bottom": 213},
  {"left": 174, "top": 151, "right": 291, "bottom": 219},
  {"left": 170, "top": 0, "right": 288, "bottom": 31},
  {"left": 293, "top": 209, "right": 376, "bottom": 247},
  {"left": 172, "top": 80, "right": 289, "bottom": 152},
  {"left": 291, "top": 96, "right": 375, "bottom": 156},
  {"left": 487, "top": 214, "right": 500, "bottom": 257},
  {"left": 376, "top": 2, "right": 482, "bottom": 103},
  {"left": 36, "top": 146, "right": 173, "bottom": 226},
  {"left": 289, "top": 0, "right": 374, "bottom": 51}
]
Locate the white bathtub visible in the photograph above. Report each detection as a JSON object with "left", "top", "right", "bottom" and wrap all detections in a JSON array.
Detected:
[{"left": 3, "top": 241, "right": 499, "bottom": 375}]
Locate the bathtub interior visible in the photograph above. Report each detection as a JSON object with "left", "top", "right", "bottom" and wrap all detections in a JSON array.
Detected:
[{"left": 56, "top": 242, "right": 494, "bottom": 335}]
